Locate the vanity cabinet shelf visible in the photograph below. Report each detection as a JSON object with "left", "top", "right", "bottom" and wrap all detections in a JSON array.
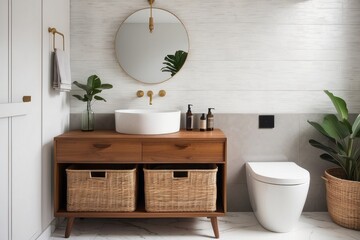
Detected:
[{"left": 54, "top": 130, "right": 227, "bottom": 238}]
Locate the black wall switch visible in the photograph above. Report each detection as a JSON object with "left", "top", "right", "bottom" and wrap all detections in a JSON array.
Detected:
[{"left": 259, "top": 115, "right": 275, "bottom": 129}]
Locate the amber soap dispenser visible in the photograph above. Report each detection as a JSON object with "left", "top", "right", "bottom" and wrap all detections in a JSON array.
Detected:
[
  {"left": 186, "top": 104, "right": 194, "bottom": 131},
  {"left": 206, "top": 108, "right": 215, "bottom": 131}
]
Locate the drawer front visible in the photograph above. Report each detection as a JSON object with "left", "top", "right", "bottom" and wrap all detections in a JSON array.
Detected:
[
  {"left": 143, "top": 141, "right": 225, "bottom": 162},
  {"left": 56, "top": 139, "right": 141, "bottom": 162}
]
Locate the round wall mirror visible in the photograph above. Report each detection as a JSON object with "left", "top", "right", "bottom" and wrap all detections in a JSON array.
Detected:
[{"left": 115, "top": 8, "right": 189, "bottom": 84}]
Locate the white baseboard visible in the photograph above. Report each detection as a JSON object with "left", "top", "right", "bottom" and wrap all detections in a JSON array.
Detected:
[{"left": 36, "top": 220, "right": 56, "bottom": 240}]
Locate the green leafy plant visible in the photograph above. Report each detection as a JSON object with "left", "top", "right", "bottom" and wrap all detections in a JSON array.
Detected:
[
  {"left": 72, "top": 74, "right": 113, "bottom": 103},
  {"left": 161, "top": 50, "right": 188, "bottom": 77},
  {"left": 308, "top": 90, "right": 360, "bottom": 181},
  {"left": 72, "top": 75, "right": 113, "bottom": 131}
]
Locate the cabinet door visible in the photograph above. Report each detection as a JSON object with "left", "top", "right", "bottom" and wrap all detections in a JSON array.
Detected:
[
  {"left": 11, "top": 0, "right": 42, "bottom": 239},
  {"left": 0, "top": 0, "right": 9, "bottom": 238},
  {"left": 0, "top": 120, "right": 9, "bottom": 240}
]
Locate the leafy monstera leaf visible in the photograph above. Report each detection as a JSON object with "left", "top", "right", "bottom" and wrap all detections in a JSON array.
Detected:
[{"left": 161, "top": 50, "right": 188, "bottom": 77}]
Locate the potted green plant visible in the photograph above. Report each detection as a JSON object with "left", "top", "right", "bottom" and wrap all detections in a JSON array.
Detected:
[
  {"left": 72, "top": 74, "right": 113, "bottom": 131},
  {"left": 308, "top": 90, "right": 360, "bottom": 230}
]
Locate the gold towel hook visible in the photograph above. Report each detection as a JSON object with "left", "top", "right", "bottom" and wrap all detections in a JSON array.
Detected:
[{"left": 48, "top": 27, "right": 65, "bottom": 51}]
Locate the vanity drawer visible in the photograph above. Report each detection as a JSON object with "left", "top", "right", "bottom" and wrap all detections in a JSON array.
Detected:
[
  {"left": 56, "top": 139, "right": 141, "bottom": 162},
  {"left": 143, "top": 141, "right": 225, "bottom": 163}
]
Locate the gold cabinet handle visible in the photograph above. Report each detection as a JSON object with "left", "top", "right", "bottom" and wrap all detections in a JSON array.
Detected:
[{"left": 23, "top": 96, "right": 31, "bottom": 102}]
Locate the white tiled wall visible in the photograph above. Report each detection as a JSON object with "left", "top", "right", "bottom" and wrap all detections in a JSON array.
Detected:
[{"left": 70, "top": 0, "right": 360, "bottom": 114}]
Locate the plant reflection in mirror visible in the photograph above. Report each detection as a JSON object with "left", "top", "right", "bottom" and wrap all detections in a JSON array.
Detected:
[{"left": 161, "top": 50, "right": 188, "bottom": 77}]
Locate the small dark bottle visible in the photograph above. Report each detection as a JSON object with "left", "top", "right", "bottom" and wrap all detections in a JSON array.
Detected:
[
  {"left": 206, "top": 108, "right": 215, "bottom": 131},
  {"left": 186, "top": 104, "right": 194, "bottom": 131},
  {"left": 200, "top": 113, "right": 206, "bottom": 131}
]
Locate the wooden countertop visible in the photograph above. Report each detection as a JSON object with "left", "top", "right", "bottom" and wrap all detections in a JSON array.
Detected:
[{"left": 55, "top": 129, "right": 226, "bottom": 140}]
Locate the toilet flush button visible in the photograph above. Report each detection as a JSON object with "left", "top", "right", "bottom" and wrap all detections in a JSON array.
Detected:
[{"left": 259, "top": 115, "right": 274, "bottom": 129}]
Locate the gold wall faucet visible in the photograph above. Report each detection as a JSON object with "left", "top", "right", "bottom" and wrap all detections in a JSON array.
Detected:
[
  {"left": 137, "top": 90, "right": 165, "bottom": 105},
  {"left": 147, "top": 90, "right": 153, "bottom": 105}
]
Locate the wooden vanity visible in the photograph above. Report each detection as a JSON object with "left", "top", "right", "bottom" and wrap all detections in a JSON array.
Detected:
[{"left": 54, "top": 129, "right": 227, "bottom": 238}]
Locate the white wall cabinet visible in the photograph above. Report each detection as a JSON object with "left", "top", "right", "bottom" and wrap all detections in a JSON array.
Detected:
[
  {"left": 0, "top": 119, "right": 9, "bottom": 240},
  {"left": 0, "top": 0, "right": 10, "bottom": 239},
  {"left": 0, "top": 0, "right": 42, "bottom": 239},
  {"left": 0, "top": 0, "right": 70, "bottom": 239},
  {"left": 11, "top": 1, "right": 42, "bottom": 239}
]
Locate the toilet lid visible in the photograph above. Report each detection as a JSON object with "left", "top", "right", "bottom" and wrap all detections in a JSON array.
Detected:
[{"left": 246, "top": 162, "right": 310, "bottom": 185}]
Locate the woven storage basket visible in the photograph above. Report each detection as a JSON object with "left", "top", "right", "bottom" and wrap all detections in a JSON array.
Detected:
[
  {"left": 144, "top": 164, "right": 217, "bottom": 212},
  {"left": 66, "top": 165, "right": 137, "bottom": 212},
  {"left": 324, "top": 168, "right": 360, "bottom": 230}
]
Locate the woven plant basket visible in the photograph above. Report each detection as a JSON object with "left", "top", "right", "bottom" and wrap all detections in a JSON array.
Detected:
[{"left": 324, "top": 168, "right": 360, "bottom": 230}]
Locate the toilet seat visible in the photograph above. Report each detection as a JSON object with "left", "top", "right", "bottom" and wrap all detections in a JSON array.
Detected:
[{"left": 246, "top": 162, "right": 309, "bottom": 185}]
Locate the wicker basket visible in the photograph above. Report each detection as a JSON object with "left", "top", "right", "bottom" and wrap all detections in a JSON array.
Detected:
[
  {"left": 324, "top": 168, "right": 360, "bottom": 230},
  {"left": 66, "top": 165, "right": 137, "bottom": 212},
  {"left": 144, "top": 164, "right": 217, "bottom": 212}
]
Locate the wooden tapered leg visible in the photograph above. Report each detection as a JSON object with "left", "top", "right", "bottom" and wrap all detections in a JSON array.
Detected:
[
  {"left": 210, "top": 217, "right": 219, "bottom": 238},
  {"left": 65, "top": 217, "right": 75, "bottom": 238}
]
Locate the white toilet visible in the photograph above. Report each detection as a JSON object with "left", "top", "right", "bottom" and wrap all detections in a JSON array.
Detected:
[{"left": 246, "top": 162, "right": 310, "bottom": 233}]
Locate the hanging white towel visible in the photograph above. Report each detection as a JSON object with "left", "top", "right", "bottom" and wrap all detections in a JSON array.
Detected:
[{"left": 53, "top": 48, "right": 72, "bottom": 91}]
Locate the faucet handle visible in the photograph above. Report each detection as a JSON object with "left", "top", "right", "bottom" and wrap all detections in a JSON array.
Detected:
[
  {"left": 159, "top": 90, "right": 166, "bottom": 97},
  {"left": 136, "top": 90, "right": 144, "bottom": 97}
]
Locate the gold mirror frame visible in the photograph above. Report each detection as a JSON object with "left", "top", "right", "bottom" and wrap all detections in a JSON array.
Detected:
[{"left": 115, "top": 8, "right": 190, "bottom": 84}]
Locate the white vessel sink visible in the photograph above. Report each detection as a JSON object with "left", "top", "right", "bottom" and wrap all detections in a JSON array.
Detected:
[{"left": 115, "top": 109, "right": 181, "bottom": 135}]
